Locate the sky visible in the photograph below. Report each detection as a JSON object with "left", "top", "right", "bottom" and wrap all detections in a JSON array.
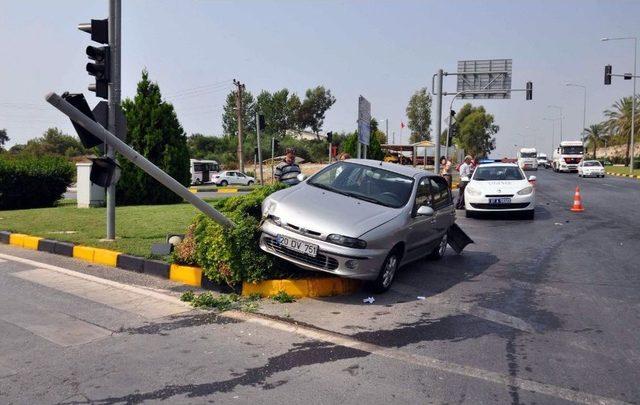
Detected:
[{"left": 1, "top": 0, "right": 638, "bottom": 157}]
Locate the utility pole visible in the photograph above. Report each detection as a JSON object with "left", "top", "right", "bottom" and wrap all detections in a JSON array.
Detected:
[
  {"left": 106, "top": 0, "right": 121, "bottom": 241},
  {"left": 256, "top": 111, "right": 264, "bottom": 184},
  {"left": 233, "top": 79, "right": 245, "bottom": 172},
  {"left": 385, "top": 119, "right": 389, "bottom": 144}
]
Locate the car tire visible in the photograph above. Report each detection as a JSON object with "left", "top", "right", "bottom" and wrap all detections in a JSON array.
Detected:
[
  {"left": 247, "top": 181, "right": 254, "bottom": 186},
  {"left": 220, "top": 180, "right": 228, "bottom": 187},
  {"left": 523, "top": 210, "right": 535, "bottom": 220},
  {"left": 427, "top": 233, "right": 447, "bottom": 260},
  {"left": 369, "top": 250, "right": 400, "bottom": 293}
]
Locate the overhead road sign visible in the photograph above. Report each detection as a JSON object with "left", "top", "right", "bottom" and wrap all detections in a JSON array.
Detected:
[{"left": 456, "top": 59, "right": 512, "bottom": 99}]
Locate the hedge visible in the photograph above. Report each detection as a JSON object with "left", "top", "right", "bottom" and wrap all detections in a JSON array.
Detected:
[{"left": 0, "top": 156, "right": 74, "bottom": 210}]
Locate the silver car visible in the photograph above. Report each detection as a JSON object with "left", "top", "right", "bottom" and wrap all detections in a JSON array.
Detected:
[{"left": 260, "top": 159, "right": 471, "bottom": 292}]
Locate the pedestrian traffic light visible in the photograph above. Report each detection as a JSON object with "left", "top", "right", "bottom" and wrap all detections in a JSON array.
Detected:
[
  {"left": 449, "top": 123, "right": 457, "bottom": 144},
  {"left": 604, "top": 65, "right": 612, "bottom": 85},
  {"left": 258, "top": 114, "right": 266, "bottom": 131},
  {"left": 273, "top": 138, "right": 279, "bottom": 152},
  {"left": 254, "top": 147, "right": 259, "bottom": 156},
  {"left": 61, "top": 92, "right": 103, "bottom": 148},
  {"left": 79, "top": 19, "right": 110, "bottom": 99},
  {"left": 327, "top": 131, "right": 333, "bottom": 143},
  {"left": 525, "top": 81, "right": 533, "bottom": 100},
  {"left": 90, "top": 156, "right": 121, "bottom": 187}
]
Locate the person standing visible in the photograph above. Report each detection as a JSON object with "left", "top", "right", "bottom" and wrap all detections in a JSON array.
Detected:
[
  {"left": 274, "top": 147, "right": 302, "bottom": 185},
  {"left": 439, "top": 156, "right": 452, "bottom": 188},
  {"left": 456, "top": 155, "right": 473, "bottom": 209}
]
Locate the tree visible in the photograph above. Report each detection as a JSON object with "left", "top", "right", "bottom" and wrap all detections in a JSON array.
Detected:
[
  {"left": 118, "top": 70, "right": 190, "bottom": 205},
  {"left": 340, "top": 118, "right": 385, "bottom": 160},
  {"left": 222, "top": 88, "right": 255, "bottom": 137},
  {"left": 406, "top": 88, "right": 432, "bottom": 143},
  {"left": 0, "top": 129, "right": 8, "bottom": 150},
  {"left": 603, "top": 96, "right": 639, "bottom": 165},
  {"left": 256, "top": 89, "right": 301, "bottom": 137},
  {"left": 584, "top": 124, "right": 604, "bottom": 158},
  {"left": 454, "top": 103, "right": 499, "bottom": 157},
  {"left": 297, "top": 86, "right": 336, "bottom": 134},
  {"left": 17, "top": 127, "right": 86, "bottom": 158}
]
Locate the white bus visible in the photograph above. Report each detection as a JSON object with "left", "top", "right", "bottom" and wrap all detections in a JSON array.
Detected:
[
  {"left": 190, "top": 159, "right": 220, "bottom": 185},
  {"left": 552, "top": 141, "right": 584, "bottom": 173},
  {"left": 517, "top": 148, "right": 538, "bottom": 170}
]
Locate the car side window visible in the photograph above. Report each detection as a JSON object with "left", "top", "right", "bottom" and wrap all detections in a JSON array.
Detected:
[
  {"left": 413, "top": 177, "right": 432, "bottom": 215},
  {"left": 227, "top": 172, "right": 235, "bottom": 177},
  {"left": 429, "top": 177, "right": 451, "bottom": 209},
  {"left": 237, "top": 173, "right": 246, "bottom": 178}
]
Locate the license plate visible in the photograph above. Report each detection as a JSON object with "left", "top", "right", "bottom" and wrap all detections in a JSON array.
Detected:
[
  {"left": 276, "top": 235, "right": 318, "bottom": 257},
  {"left": 488, "top": 197, "right": 512, "bottom": 204}
]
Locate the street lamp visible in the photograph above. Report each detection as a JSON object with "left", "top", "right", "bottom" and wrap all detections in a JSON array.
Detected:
[
  {"left": 543, "top": 117, "right": 560, "bottom": 156},
  {"left": 565, "top": 83, "right": 587, "bottom": 143},
  {"left": 547, "top": 105, "right": 563, "bottom": 141},
  {"left": 601, "top": 36, "right": 637, "bottom": 173}
]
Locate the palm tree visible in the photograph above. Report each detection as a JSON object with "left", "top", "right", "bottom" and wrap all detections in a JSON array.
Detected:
[
  {"left": 583, "top": 124, "right": 604, "bottom": 158},
  {"left": 603, "top": 96, "right": 639, "bottom": 165}
]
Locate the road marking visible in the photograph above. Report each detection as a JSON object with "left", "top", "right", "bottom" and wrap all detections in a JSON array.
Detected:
[
  {"left": 1, "top": 309, "right": 111, "bottom": 347},
  {"left": 225, "top": 310, "right": 629, "bottom": 405},
  {"left": 392, "top": 282, "right": 537, "bottom": 333}
]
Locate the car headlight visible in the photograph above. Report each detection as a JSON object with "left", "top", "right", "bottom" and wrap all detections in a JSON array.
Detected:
[
  {"left": 517, "top": 186, "right": 533, "bottom": 195},
  {"left": 466, "top": 186, "right": 482, "bottom": 196},
  {"left": 327, "top": 234, "right": 367, "bottom": 249},
  {"left": 262, "top": 200, "right": 277, "bottom": 219}
]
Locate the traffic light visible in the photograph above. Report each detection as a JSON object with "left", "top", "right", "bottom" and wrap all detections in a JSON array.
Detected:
[
  {"left": 61, "top": 92, "right": 103, "bottom": 148},
  {"left": 525, "top": 81, "right": 533, "bottom": 100},
  {"left": 604, "top": 65, "right": 612, "bottom": 85},
  {"left": 327, "top": 131, "right": 333, "bottom": 143},
  {"left": 624, "top": 73, "right": 633, "bottom": 80},
  {"left": 450, "top": 110, "right": 456, "bottom": 118},
  {"left": 258, "top": 114, "right": 266, "bottom": 131},
  {"left": 273, "top": 138, "right": 279, "bottom": 152},
  {"left": 79, "top": 19, "right": 110, "bottom": 99},
  {"left": 90, "top": 156, "right": 121, "bottom": 187},
  {"left": 254, "top": 147, "right": 259, "bottom": 156}
]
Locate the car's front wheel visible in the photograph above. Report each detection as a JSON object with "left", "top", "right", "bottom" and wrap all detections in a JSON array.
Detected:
[
  {"left": 247, "top": 180, "right": 254, "bottom": 186},
  {"left": 220, "top": 180, "right": 228, "bottom": 187},
  {"left": 427, "top": 233, "right": 447, "bottom": 260},
  {"left": 370, "top": 250, "right": 400, "bottom": 293}
]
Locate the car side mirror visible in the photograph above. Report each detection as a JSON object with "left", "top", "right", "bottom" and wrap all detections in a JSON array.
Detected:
[
  {"left": 416, "top": 205, "right": 435, "bottom": 217},
  {"left": 528, "top": 175, "right": 536, "bottom": 182},
  {"left": 296, "top": 173, "right": 306, "bottom": 182}
]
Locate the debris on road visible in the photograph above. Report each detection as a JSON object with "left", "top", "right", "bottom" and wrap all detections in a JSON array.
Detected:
[
  {"left": 417, "top": 296, "right": 426, "bottom": 300},
  {"left": 363, "top": 297, "right": 375, "bottom": 304}
]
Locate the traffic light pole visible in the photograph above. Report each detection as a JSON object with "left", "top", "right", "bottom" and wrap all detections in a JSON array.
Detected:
[
  {"left": 255, "top": 111, "right": 263, "bottom": 185},
  {"left": 105, "top": 0, "right": 121, "bottom": 241},
  {"left": 433, "top": 69, "right": 444, "bottom": 174},
  {"left": 46, "top": 92, "right": 235, "bottom": 229}
]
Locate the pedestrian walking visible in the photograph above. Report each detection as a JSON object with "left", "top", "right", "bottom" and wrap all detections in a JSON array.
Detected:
[
  {"left": 439, "top": 156, "right": 452, "bottom": 188},
  {"left": 274, "top": 148, "right": 302, "bottom": 185},
  {"left": 456, "top": 155, "right": 473, "bottom": 209}
]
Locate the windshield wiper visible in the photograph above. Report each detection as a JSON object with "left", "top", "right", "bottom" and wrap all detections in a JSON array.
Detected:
[{"left": 341, "top": 191, "right": 393, "bottom": 207}]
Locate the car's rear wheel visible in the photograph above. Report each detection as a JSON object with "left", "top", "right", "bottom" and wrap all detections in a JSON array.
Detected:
[
  {"left": 427, "top": 233, "right": 447, "bottom": 260},
  {"left": 248, "top": 180, "right": 254, "bottom": 186},
  {"left": 370, "top": 251, "right": 400, "bottom": 293}
]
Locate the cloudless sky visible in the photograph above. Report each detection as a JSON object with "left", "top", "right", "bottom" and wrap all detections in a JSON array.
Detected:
[{"left": 1, "top": 0, "right": 638, "bottom": 157}]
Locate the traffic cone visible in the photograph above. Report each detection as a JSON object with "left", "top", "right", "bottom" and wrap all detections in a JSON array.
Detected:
[{"left": 570, "top": 186, "right": 584, "bottom": 212}]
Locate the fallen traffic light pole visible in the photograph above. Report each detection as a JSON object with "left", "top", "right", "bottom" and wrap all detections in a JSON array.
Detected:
[{"left": 45, "top": 91, "right": 236, "bottom": 229}]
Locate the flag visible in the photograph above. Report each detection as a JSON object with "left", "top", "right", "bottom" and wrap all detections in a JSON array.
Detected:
[{"left": 400, "top": 122, "right": 405, "bottom": 129}]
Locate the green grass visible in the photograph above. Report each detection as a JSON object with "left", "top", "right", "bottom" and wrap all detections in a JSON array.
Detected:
[
  {"left": 605, "top": 166, "right": 640, "bottom": 176},
  {"left": 0, "top": 200, "right": 208, "bottom": 257}
]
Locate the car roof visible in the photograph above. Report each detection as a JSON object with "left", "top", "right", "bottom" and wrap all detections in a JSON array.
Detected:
[
  {"left": 343, "top": 159, "right": 436, "bottom": 178},
  {"left": 475, "top": 162, "right": 520, "bottom": 168}
]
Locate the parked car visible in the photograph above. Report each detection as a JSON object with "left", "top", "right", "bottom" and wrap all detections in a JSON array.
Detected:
[
  {"left": 464, "top": 163, "right": 536, "bottom": 219},
  {"left": 190, "top": 159, "right": 220, "bottom": 185},
  {"left": 259, "top": 159, "right": 472, "bottom": 292},
  {"left": 578, "top": 160, "right": 605, "bottom": 178},
  {"left": 212, "top": 171, "right": 255, "bottom": 186}
]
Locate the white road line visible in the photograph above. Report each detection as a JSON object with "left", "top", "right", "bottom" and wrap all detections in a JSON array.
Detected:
[
  {"left": 0, "top": 252, "right": 629, "bottom": 404},
  {"left": 225, "top": 311, "right": 629, "bottom": 405}
]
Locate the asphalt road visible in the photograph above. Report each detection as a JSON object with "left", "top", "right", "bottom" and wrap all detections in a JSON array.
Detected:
[{"left": 1, "top": 169, "right": 639, "bottom": 404}]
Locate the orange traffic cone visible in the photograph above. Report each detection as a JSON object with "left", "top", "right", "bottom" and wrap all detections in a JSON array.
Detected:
[{"left": 570, "top": 186, "right": 584, "bottom": 212}]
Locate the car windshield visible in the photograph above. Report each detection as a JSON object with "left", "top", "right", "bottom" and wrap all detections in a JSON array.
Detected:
[
  {"left": 584, "top": 161, "right": 602, "bottom": 167},
  {"left": 473, "top": 166, "right": 525, "bottom": 181},
  {"left": 561, "top": 146, "right": 584, "bottom": 155},
  {"left": 308, "top": 162, "right": 414, "bottom": 208},
  {"left": 521, "top": 152, "right": 537, "bottom": 158}
]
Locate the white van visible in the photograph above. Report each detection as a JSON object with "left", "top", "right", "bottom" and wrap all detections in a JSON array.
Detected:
[
  {"left": 517, "top": 148, "right": 538, "bottom": 171},
  {"left": 190, "top": 159, "right": 220, "bottom": 185}
]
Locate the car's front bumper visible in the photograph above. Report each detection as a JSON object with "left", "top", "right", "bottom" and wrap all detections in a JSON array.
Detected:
[
  {"left": 465, "top": 193, "right": 535, "bottom": 212},
  {"left": 259, "top": 220, "right": 387, "bottom": 280}
]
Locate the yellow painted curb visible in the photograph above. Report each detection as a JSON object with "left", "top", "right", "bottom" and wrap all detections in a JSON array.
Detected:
[
  {"left": 22, "top": 235, "right": 42, "bottom": 250},
  {"left": 217, "top": 188, "right": 239, "bottom": 193},
  {"left": 189, "top": 187, "right": 198, "bottom": 193},
  {"left": 93, "top": 248, "right": 120, "bottom": 267},
  {"left": 242, "top": 277, "right": 361, "bottom": 298},
  {"left": 73, "top": 245, "right": 96, "bottom": 262},
  {"left": 9, "top": 233, "right": 27, "bottom": 248},
  {"left": 170, "top": 264, "right": 203, "bottom": 287}
]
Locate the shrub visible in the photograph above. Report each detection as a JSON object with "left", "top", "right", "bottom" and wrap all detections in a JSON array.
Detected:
[
  {"left": 172, "top": 224, "right": 198, "bottom": 265},
  {"left": 191, "top": 183, "right": 286, "bottom": 286},
  {"left": 0, "top": 156, "right": 73, "bottom": 210}
]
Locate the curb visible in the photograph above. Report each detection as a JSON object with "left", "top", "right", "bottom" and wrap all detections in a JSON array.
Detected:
[
  {"left": 188, "top": 187, "right": 244, "bottom": 193},
  {"left": 605, "top": 171, "right": 639, "bottom": 179},
  {"left": 242, "top": 277, "right": 361, "bottom": 298},
  {"left": 0, "top": 230, "right": 360, "bottom": 298}
]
